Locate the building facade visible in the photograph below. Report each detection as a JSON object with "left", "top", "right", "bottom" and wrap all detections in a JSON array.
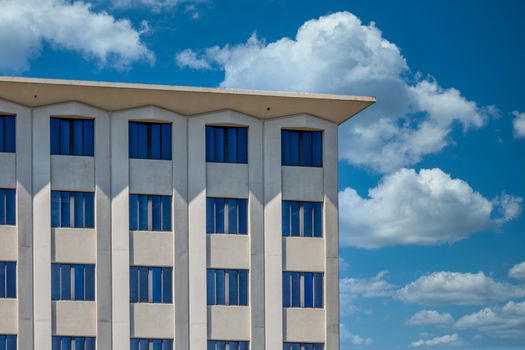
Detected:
[{"left": 0, "top": 77, "right": 374, "bottom": 350}]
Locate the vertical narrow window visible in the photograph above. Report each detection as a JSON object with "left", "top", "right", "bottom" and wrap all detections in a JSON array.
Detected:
[
  {"left": 207, "top": 197, "right": 248, "bottom": 234},
  {"left": 239, "top": 270, "right": 248, "bottom": 306},
  {"left": 129, "top": 194, "right": 172, "bottom": 232},
  {"left": 0, "top": 189, "right": 16, "bottom": 225},
  {"left": 152, "top": 267, "right": 162, "bottom": 303},
  {"left": 85, "top": 264, "right": 95, "bottom": 301},
  {"left": 137, "top": 123, "right": 148, "bottom": 159},
  {"left": 61, "top": 264, "right": 71, "bottom": 300},
  {"left": 0, "top": 262, "right": 16, "bottom": 298},
  {"left": 59, "top": 119, "right": 70, "bottom": 155},
  {"left": 161, "top": 123, "right": 172, "bottom": 160},
  {"left": 83, "top": 119, "right": 94, "bottom": 156},
  {"left": 2, "top": 116, "right": 16, "bottom": 153},
  {"left": 50, "top": 117, "right": 60, "bottom": 154},
  {"left": 130, "top": 266, "right": 138, "bottom": 303},
  {"left": 129, "top": 121, "right": 138, "bottom": 158},
  {"left": 0, "top": 116, "right": 4, "bottom": 153},
  {"left": 72, "top": 120, "right": 83, "bottom": 156},
  {"left": 215, "top": 269, "right": 225, "bottom": 305},
  {"left": 207, "top": 269, "right": 216, "bottom": 305},
  {"left": 282, "top": 129, "right": 323, "bottom": 167},
  {"left": 139, "top": 266, "right": 148, "bottom": 303},
  {"left": 74, "top": 264, "right": 85, "bottom": 300},
  {"left": 206, "top": 126, "right": 248, "bottom": 164},
  {"left": 51, "top": 191, "right": 94, "bottom": 228},
  {"left": 282, "top": 200, "right": 322, "bottom": 238},
  {"left": 150, "top": 124, "right": 161, "bottom": 159},
  {"left": 162, "top": 267, "right": 172, "bottom": 303},
  {"left": 228, "top": 269, "right": 238, "bottom": 305},
  {"left": 283, "top": 272, "right": 323, "bottom": 308}
]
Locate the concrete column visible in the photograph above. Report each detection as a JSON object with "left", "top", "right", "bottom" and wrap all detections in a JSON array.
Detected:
[
  {"left": 187, "top": 116, "right": 207, "bottom": 350},
  {"left": 110, "top": 110, "right": 131, "bottom": 350},
  {"left": 323, "top": 123, "right": 339, "bottom": 350},
  {"left": 263, "top": 119, "right": 284, "bottom": 350},
  {"left": 32, "top": 105, "right": 52, "bottom": 350}
]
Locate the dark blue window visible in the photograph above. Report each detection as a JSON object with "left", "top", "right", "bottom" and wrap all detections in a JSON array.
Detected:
[
  {"left": 283, "top": 343, "right": 324, "bottom": 350},
  {"left": 206, "top": 198, "right": 248, "bottom": 234},
  {"left": 0, "top": 189, "right": 16, "bottom": 225},
  {"left": 207, "top": 269, "right": 248, "bottom": 306},
  {"left": 0, "top": 335, "right": 17, "bottom": 350},
  {"left": 282, "top": 201, "right": 322, "bottom": 237},
  {"left": 0, "top": 262, "right": 16, "bottom": 298},
  {"left": 129, "top": 122, "right": 172, "bottom": 160},
  {"left": 281, "top": 130, "right": 322, "bottom": 167},
  {"left": 52, "top": 336, "right": 95, "bottom": 350},
  {"left": 51, "top": 264, "right": 95, "bottom": 301},
  {"left": 51, "top": 191, "right": 95, "bottom": 228},
  {"left": 130, "top": 266, "right": 172, "bottom": 303},
  {"left": 0, "top": 115, "right": 15, "bottom": 153},
  {"left": 208, "top": 340, "right": 249, "bottom": 350},
  {"left": 50, "top": 118, "right": 94, "bottom": 156},
  {"left": 129, "top": 194, "right": 171, "bottom": 231},
  {"left": 205, "top": 126, "right": 248, "bottom": 164},
  {"left": 283, "top": 272, "right": 323, "bottom": 308},
  {"left": 130, "top": 339, "right": 173, "bottom": 350}
]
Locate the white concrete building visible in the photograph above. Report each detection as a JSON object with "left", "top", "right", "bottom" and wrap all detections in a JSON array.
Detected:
[{"left": 0, "top": 76, "right": 374, "bottom": 350}]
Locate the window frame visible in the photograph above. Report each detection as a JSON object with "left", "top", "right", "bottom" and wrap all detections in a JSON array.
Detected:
[
  {"left": 281, "top": 129, "right": 323, "bottom": 167},
  {"left": 50, "top": 117, "right": 94, "bottom": 157},
  {"left": 205, "top": 125, "right": 248, "bottom": 164},
  {"left": 128, "top": 121, "right": 172, "bottom": 160}
]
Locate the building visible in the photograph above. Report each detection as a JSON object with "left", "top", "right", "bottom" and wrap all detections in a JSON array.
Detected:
[{"left": 0, "top": 76, "right": 375, "bottom": 350}]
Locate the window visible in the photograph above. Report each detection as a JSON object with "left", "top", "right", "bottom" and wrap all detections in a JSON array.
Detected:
[
  {"left": 130, "top": 266, "right": 172, "bottom": 303},
  {"left": 283, "top": 343, "right": 324, "bottom": 350},
  {"left": 52, "top": 264, "right": 95, "bottom": 301},
  {"left": 283, "top": 272, "right": 323, "bottom": 308},
  {"left": 282, "top": 201, "right": 322, "bottom": 238},
  {"left": 52, "top": 336, "right": 95, "bottom": 350},
  {"left": 129, "top": 194, "right": 171, "bottom": 231},
  {"left": 0, "top": 335, "right": 16, "bottom": 350},
  {"left": 0, "top": 189, "right": 16, "bottom": 225},
  {"left": 130, "top": 339, "right": 173, "bottom": 350},
  {"left": 281, "top": 130, "right": 322, "bottom": 167},
  {"left": 206, "top": 126, "right": 247, "bottom": 164},
  {"left": 50, "top": 118, "right": 94, "bottom": 156},
  {"left": 0, "top": 262, "right": 16, "bottom": 298},
  {"left": 206, "top": 198, "right": 247, "bottom": 234},
  {"left": 0, "top": 115, "right": 15, "bottom": 153},
  {"left": 207, "top": 269, "right": 248, "bottom": 306},
  {"left": 129, "top": 122, "right": 171, "bottom": 160},
  {"left": 51, "top": 191, "right": 94, "bottom": 228},
  {"left": 208, "top": 340, "right": 249, "bottom": 350}
]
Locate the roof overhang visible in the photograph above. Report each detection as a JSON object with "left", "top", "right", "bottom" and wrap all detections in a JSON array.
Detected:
[{"left": 0, "top": 76, "right": 375, "bottom": 125}]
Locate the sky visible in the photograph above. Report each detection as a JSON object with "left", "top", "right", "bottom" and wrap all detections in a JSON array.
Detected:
[{"left": 1, "top": 0, "right": 524, "bottom": 349}]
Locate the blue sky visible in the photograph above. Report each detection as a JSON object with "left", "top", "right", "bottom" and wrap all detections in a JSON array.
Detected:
[{"left": 2, "top": 0, "right": 524, "bottom": 348}]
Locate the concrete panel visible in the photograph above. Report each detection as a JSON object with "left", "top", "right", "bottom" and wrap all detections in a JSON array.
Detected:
[
  {"left": 0, "top": 153, "right": 16, "bottom": 188},
  {"left": 207, "top": 306, "right": 250, "bottom": 341},
  {"left": 282, "top": 238, "right": 324, "bottom": 272},
  {"left": 206, "top": 163, "right": 249, "bottom": 199},
  {"left": 130, "top": 303, "right": 175, "bottom": 339},
  {"left": 283, "top": 308, "right": 325, "bottom": 343},
  {"left": 207, "top": 234, "right": 249, "bottom": 269},
  {"left": 53, "top": 301, "right": 96, "bottom": 336},
  {"left": 282, "top": 166, "right": 324, "bottom": 202},
  {"left": 52, "top": 228, "right": 96, "bottom": 264},
  {"left": 130, "top": 231, "right": 174, "bottom": 267},
  {"left": 0, "top": 227, "right": 17, "bottom": 260},
  {"left": 130, "top": 159, "right": 173, "bottom": 195},
  {"left": 51, "top": 155, "right": 95, "bottom": 191},
  {"left": 0, "top": 300, "right": 17, "bottom": 334}
]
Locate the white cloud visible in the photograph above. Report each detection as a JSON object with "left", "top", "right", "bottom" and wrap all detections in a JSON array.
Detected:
[
  {"left": 340, "top": 271, "right": 395, "bottom": 315},
  {"left": 509, "top": 262, "right": 525, "bottom": 281},
  {"left": 410, "top": 333, "right": 462, "bottom": 348},
  {"left": 176, "top": 49, "right": 212, "bottom": 70},
  {"left": 340, "top": 324, "right": 373, "bottom": 348},
  {"left": 397, "top": 272, "right": 525, "bottom": 305},
  {"left": 339, "top": 168, "right": 521, "bottom": 249},
  {"left": 406, "top": 310, "right": 454, "bottom": 326},
  {"left": 111, "top": 0, "right": 179, "bottom": 11},
  {"left": 455, "top": 300, "right": 525, "bottom": 338},
  {"left": 176, "top": 11, "right": 497, "bottom": 172},
  {"left": 0, "top": 0, "right": 154, "bottom": 73},
  {"left": 512, "top": 111, "right": 525, "bottom": 138}
]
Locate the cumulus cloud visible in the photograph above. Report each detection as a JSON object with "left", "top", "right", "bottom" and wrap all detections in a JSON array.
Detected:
[
  {"left": 406, "top": 310, "right": 454, "bottom": 326},
  {"left": 340, "top": 271, "right": 395, "bottom": 315},
  {"left": 339, "top": 168, "right": 521, "bottom": 249},
  {"left": 176, "top": 49, "right": 212, "bottom": 69},
  {"left": 340, "top": 324, "right": 373, "bottom": 348},
  {"left": 0, "top": 0, "right": 154, "bottom": 73},
  {"left": 509, "top": 261, "right": 525, "bottom": 281},
  {"left": 455, "top": 300, "right": 525, "bottom": 338},
  {"left": 396, "top": 271, "right": 525, "bottom": 306},
  {"left": 110, "top": 0, "right": 179, "bottom": 11},
  {"left": 176, "top": 11, "right": 497, "bottom": 172},
  {"left": 512, "top": 111, "right": 525, "bottom": 138},
  {"left": 410, "top": 333, "right": 462, "bottom": 348}
]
